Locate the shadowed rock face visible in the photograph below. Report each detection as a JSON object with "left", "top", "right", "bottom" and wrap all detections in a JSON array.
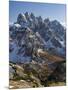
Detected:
[{"left": 9, "top": 12, "right": 66, "bottom": 88}]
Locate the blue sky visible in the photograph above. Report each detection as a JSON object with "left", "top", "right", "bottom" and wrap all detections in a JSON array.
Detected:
[{"left": 9, "top": 1, "right": 66, "bottom": 25}]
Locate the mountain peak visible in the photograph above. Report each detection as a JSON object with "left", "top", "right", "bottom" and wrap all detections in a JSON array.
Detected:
[{"left": 17, "top": 13, "right": 27, "bottom": 24}]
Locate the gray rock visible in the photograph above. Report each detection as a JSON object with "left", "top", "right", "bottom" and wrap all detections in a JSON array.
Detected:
[{"left": 9, "top": 66, "right": 15, "bottom": 79}]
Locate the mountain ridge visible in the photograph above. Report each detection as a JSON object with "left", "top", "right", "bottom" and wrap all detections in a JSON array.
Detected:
[{"left": 9, "top": 12, "right": 66, "bottom": 63}]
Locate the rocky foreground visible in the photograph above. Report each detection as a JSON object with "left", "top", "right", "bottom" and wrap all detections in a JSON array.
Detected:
[{"left": 9, "top": 55, "right": 66, "bottom": 89}]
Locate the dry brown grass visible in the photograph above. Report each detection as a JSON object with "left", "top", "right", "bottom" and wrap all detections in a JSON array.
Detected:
[{"left": 38, "top": 50, "right": 65, "bottom": 63}]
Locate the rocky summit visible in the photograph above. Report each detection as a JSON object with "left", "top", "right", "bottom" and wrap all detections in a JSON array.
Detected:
[{"left": 9, "top": 12, "right": 66, "bottom": 89}]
